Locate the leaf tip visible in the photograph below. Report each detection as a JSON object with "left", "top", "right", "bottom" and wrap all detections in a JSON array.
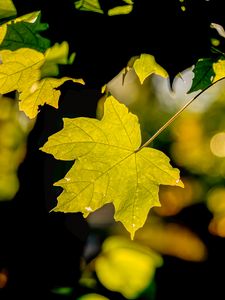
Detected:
[{"left": 176, "top": 178, "right": 184, "bottom": 188}]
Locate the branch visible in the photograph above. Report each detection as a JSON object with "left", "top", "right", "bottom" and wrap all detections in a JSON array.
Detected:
[{"left": 138, "top": 77, "right": 225, "bottom": 150}]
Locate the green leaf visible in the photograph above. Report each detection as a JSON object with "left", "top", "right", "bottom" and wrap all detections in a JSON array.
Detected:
[
  {"left": 133, "top": 54, "right": 168, "bottom": 84},
  {"left": 108, "top": 5, "right": 133, "bottom": 16},
  {"left": 41, "top": 41, "right": 75, "bottom": 78},
  {"left": 19, "top": 77, "right": 84, "bottom": 119},
  {"left": 95, "top": 235, "right": 163, "bottom": 299},
  {"left": 41, "top": 96, "right": 183, "bottom": 238},
  {"left": 0, "top": 0, "right": 17, "bottom": 20},
  {"left": 0, "top": 11, "right": 50, "bottom": 52},
  {"left": 188, "top": 58, "right": 215, "bottom": 93},
  {"left": 51, "top": 287, "right": 73, "bottom": 296},
  {"left": 74, "top": 0, "right": 104, "bottom": 14},
  {"left": 78, "top": 294, "right": 109, "bottom": 300},
  {"left": 0, "top": 48, "right": 44, "bottom": 94}
]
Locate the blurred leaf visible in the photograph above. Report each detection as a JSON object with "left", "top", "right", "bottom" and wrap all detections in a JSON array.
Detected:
[
  {"left": 207, "top": 187, "right": 225, "bottom": 237},
  {"left": 19, "top": 77, "right": 84, "bottom": 119},
  {"left": 135, "top": 221, "right": 207, "bottom": 262},
  {"left": 155, "top": 177, "right": 204, "bottom": 216},
  {"left": 210, "top": 23, "right": 225, "bottom": 39},
  {"left": 41, "top": 96, "right": 182, "bottom": 238},
  {"left": 78, "top": 294, "right": 109, "bottom": 300},
  {"left": 108, "top": 5, "right": 133, "bottom": 16},
  {"left": 0, "top": 96, "right": 34, "bottom": 200},
  {"left": 188, "top": 58, "right": 215, "bottom": 93},
  {"left": 170, "top": 113, "right": 214, "bottom": 174},
  {"left": 74, "top": 0, "right": 103, "bottom": 14},
  {"left": 0, "top": 269, "right": 8, "bottom": 288},
  {"left": 0, "top": 11, "right": 50, "bottom": 52},
  {"left": 213, "top": 59, "right": 225, "bottom": 82},
  {"left": 95, "top": 235, "right": 162, "bottom": 299},
  {"left": 0, "top": 0, "right": 17, "bottom": 20},
  {"left": 133, "top": 54, "right": 168, "bottom": 84},
  {"left": 51, "top": 286, "right": 73, "bottom": 296},
  {"left": 41, "top": 41, "right": 75, "bottom": 77}
]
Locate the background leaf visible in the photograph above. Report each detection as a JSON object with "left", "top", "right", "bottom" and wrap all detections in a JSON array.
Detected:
[
  {"left": 74, "top": 0, "right": 103, "bottom": 14},
  {"left": 41, "top": 41, "right": 75, "bottom": 77},
  {"left": 95, "top": 235, "right": 162, "bottom": 299},
  {"left": 188, "top": 58, "right": 216, "bottom": 93},
  {"left": 0, "top": 0, "right": 17, "bottom": 20},
  {"left": 78, "top": 294, "right": 109, "bottom": 300},
  {"left": 19, "top": 77, "right": 84, "bottom": 119},
  {"left": 133, "top": 54, "right": 168, "bottom": 84},
  {"left": 0, "top": 11, "right": 50, "bottom": 52}
]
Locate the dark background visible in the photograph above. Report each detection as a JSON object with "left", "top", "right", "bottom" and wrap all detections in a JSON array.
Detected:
[{"left": 1, "top": 0, "right": 225, "bottom": 299}]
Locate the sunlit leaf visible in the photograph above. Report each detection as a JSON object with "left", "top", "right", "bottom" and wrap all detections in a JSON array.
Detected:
[
  {"left": 41, "top": 41, "right": 75, "bottom": 77},
  {"left": 74, "top": 0, "right": 103, "bottom": 14},
  {"left": 188, "top": 58, "right": 215, "bottom": 93},
  {"left": 133, "top": 54, "right": 168, "bottom": 84},
  {"left": 0, "top": 0, "right": 17, "bottom": 20},
  {"left": 78, "top": 294, "right": 109, "bottom": 300},
  {"left": 0, "top": 11, "right": 50, "bottom": 52},
  {"left": 135, "top": 221, "right": 207, "bottom": 262},
  {"left": 213, "top": 59, "right": 225, "bottom": 82},
  {"left": 0, "top": 24, "right": 7, "bottom": 44},
  {"left": 19, "top": 77, "right": 84, "bottom": 119},
  {"left": 0, "top": 48, "right": 44, "bottom": 94},
  {"left": 95, "top": 235, "right": 163, "bottom": 299},
  {"left": 0, "top": 96, "right": 34, "bottom": 200},
  {"left": 41, "top": 96, "right": 182, "bottom": 238},
  {"left": 108, "top": 5, "right": 133, "bottom": 16},
  {"left": 207, "top": 187, "right": 225, "bottom": 237}
]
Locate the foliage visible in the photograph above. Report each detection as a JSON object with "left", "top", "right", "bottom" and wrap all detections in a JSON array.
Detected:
[
  {"left": 1, "top": 1, "right": 225, "bottom": 300},
  {"left": 41, "top": 96, "right": 182, "bottom": 238}
]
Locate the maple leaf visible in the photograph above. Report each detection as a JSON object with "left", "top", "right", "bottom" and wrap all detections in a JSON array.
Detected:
[
  {"left": 0, "top": 46, "right": 83, "bottom": 118},
  {"left": 0, "top": 48, "right": 44, "bottom": 94},
  {"left": 41, "top": 96, "right": 183, "bottom": 238},
  {"left": 19, "top": 77, "right": 84, "bottom": 119}
]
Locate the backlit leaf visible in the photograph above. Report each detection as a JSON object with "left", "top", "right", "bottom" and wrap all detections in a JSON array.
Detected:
[
  {"left": 0, "top": 0, "right": 17, "bottom": 20},
  {"left": 41, "top": 96, "right": 183, "bottom": 238},
  {"left": 41, "top": 41, "right": 75, "bottom": 77},
  {"left": 19, "top": 77, "right": 84, "bottom": 119},
  {"left": 0, "top": 48, "right": 44, "bottom": 94},
  {"left": 133, "top": 54, "right": 168, "bottom": 84},
  {"left": 188, "top": 58, "right": 215, "bottom": 93},
  {"left": 213, "top": 59, "right": 225, "bottom": 82},
  {"left": 95, "top": 235, "right": 163, "bottom": 298},
  {"left": 108, "top": 5, "right": 133, "bottom": 16},
  {"left": 74, "top": 0, "right": 103, "bottom": 14},
  {"left": 0, "top": 11, "right": 50, "bottom": 52}
]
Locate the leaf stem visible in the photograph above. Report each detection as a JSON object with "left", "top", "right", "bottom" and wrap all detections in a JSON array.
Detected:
[{"left": 139, "top": 77, "right": 225, "bottom": 150}]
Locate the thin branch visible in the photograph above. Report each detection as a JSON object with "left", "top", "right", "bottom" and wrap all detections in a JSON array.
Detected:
[{"left": 138, "top": 76, "right": 225, "bottom": 150}]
